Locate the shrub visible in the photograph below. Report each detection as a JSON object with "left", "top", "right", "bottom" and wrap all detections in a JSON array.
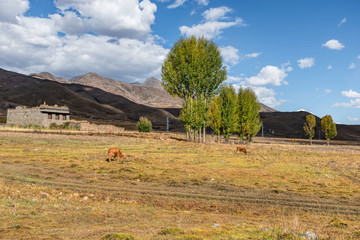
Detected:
[
  {"left": 137, "top": 116, "right": 152, "bottom": 132},
  {"left": 101, "top": 232, "right": 136, "bottom": 240},
  {"left": 0, "top": 117, "right": 6, "bottom": 124},
  {"left": 158, "top": 227, "right": 185, "bottom": 235}
]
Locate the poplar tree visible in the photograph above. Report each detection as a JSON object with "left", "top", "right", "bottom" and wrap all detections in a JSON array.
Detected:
[
  {"left": 161, "top": 36, "right": 227, "bottom": 142},
  {"left": 219, "top": 85, "right": 237, "bottom": 143},
  {"left": 321, "top": 115, "right": 337, "bottom": 145},
  {"left": 236, "top": 88, "right": 262, "bottom": 143},
  {"left": 303, "top": 114, "right": 316, "bottom": 145},
  {"left": 208, "top": 96, "right": 222, "bottom": 142}
]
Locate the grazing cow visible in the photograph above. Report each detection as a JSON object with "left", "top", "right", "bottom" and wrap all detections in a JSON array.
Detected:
[
  {"left": 106, "top": 148, "right": 125, "bottom": 162},
  {"left": 236, "top": 146, "right": 247, "bottom": 155}
]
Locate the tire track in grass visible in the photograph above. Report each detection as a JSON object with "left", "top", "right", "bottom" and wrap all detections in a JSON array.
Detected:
[{"left": 1, "top": 171, "right": 360, "bottom": 216}]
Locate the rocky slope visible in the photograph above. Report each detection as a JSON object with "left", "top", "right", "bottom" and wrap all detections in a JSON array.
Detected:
[
  {"left": 3, "top": 68, "right": 359, "bottom": 140},
  {"left": 31, "top": 72, "right": 183, "bottom": 108}
]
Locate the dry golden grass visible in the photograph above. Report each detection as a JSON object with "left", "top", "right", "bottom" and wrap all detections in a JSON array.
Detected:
[{"left": 0, "top": 131, "right": 359, "bottom": 239}]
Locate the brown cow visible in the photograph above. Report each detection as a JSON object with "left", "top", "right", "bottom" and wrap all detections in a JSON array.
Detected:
[
  {"left": 106, "top": 148, "right": 125, "bottom": 162},
  {"left": 236, "top": 146, "right": 247, "bottom": 155}
]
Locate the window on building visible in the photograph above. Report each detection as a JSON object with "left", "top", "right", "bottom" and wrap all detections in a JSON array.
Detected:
[
  {"left": 63, "top": 115, "right": 66, "bottom": 120},
  {"left": 55, "top": 114, "right": 59, "bottom": 120},
  {"left": 48, "top": 114, "right": 52, "bottom": 119}
]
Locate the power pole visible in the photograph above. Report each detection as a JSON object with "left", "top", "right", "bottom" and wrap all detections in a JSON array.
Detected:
[{"left": 166, "top": 116, "right": 169, "bottom": 132}]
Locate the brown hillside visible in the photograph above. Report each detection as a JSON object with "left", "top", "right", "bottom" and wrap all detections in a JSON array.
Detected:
[
  {"left": 1, "top": 68, "right": 359, "bottom": 141},
  {"left": 0, "top": 68, "right": 182, "bottom": 131},
  {"left": 66, "top": 72, "right": 183, "bottom": 108}
]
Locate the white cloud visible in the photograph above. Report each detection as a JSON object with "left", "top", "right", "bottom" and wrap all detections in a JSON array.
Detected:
[
  {"left": 158, "top": 0, "right": 208, "bottom": 8},
  {"left": 325, "top": 89, "right": 332, "bottom": 93},
  {"left": 322, "top": 39, "right": 345, "bottom": 50},
  {"left": 180, "top": 6, "right": 245, "bottom": 39},
  {"left": 245, "top": 52, "right": 262, "bottom": 58},
  {"left": 52, "top": 0, "right": 157, "bottom": 39},
  {"left": 338, "top": 18, "right": 346, "bottom": 27},
  {"left": 202, "top": 6, "right": 232, "bottom": 21},
  {"left": 0, "top": 0, "right": 29, "bottom": 23},
  {"left": 342, "top": 90, "right": 360, "bottom": 98},
  {"left": 246, "top": 65, "right": 290, "bottom": 86},
  {"left": 348, "top": 117, "right": 360, "bottom": 123},
  {"left": 230, "top": 80, "right": 285, "bottom": 108},
  {"left": 0, "top": 0, "right": 169, "bottom": 83},
  {"left": 328, "top": 65, "right": 332, "bottom": 69},
  {"left": 252, "top": 86, "right": 286, "bottom": 108},
  {"left": 220, "top": 46, "right": 239, "bottom": 65},
  {"left": 333, "top": 99, "right": 360, "bottom": 108},
  {"left": 167, "top": 0, "right": 187, "bottom": 8},
  {"left": 226, "top": 75, "right": 243, "bottom": 84},
  {"left": 180, "top": 17, "right": 244, "bottom": 39},
  {"left": 357, "top": 55, "right": 360, "bottom": 59},
  {"left": 297, "top": 57, "right": 315, "bottom": 69},
  {"left": 348, "top": 63, "right": 356, "bottom": 69},
  {"left": 334, "top": 90, "right": 360, "bottom": 108},
  {"left": 197, "top": 0, "right": 209, "bottom": 5}
]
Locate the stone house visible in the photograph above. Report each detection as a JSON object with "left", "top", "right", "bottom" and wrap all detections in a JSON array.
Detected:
[{"left": 6, "top": 104, "right": 70, "bottom": 127}]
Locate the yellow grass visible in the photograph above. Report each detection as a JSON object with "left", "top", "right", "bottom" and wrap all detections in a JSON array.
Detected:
[{"left": 0, "top": 131, "right": 359, "bottom": 239}]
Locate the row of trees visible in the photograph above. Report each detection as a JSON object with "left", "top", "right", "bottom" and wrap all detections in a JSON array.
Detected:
[
  {"left": 303, "top": 114, "right": 337, "bottom": 145},
  {"left": 208, "top": 86, "right": 261, "bottom": 143},
  {"left": 161, "top": 36, "right": 261, "bottom": 143},
  {"left": 161, "top": 36, "right": 337, "bottom": 145}
]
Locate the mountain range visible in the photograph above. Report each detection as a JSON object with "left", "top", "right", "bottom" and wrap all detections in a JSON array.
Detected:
[{"left": 1, "top": 68, "right": 359, "bottom": 141}]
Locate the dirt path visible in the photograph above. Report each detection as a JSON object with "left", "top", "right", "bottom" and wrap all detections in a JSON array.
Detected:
[{"left": 1, "top": 168, "right": 359, "bottom": 216}]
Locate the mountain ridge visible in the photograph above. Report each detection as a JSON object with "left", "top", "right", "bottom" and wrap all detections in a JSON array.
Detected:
[{"left": 2, "top": 68, "right": 359, "bottom": 141}]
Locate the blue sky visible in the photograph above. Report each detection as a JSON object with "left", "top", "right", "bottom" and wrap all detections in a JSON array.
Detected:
[{"left": 0, "top": 0, "right": 359, "bottom": 124}]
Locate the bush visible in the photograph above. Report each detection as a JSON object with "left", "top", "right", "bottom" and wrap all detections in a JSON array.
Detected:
[
  {"left": 101, "top": 232, "right": 136, "bottom": 240},
  {"left": 0, "top": 117, "right": 6, "bottom": 124},
  {"left": 158, "top": 227, "right": 185, "bottom": 235},
  {"left": 137, "top": 116, "right": 152, "bottom": 132}
]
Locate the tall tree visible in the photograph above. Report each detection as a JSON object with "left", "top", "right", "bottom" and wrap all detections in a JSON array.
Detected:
[
  {"left": 161, "top": 36, "right": 227, "bottom": 142},
  {"left": 236, "top": 88, "right": 262, "bottom": 143},
  {"left": 321, "top": 115, "right": 337, "bottom": 145},
  {"left": 180, "top": 97, "right": 194, "bottom": 140},
  {"left": 208, "top": 96, "right": 222, "bottom": 142},
  {"left": 219, "top": 85, "right": 237, "bottom": 143},
  {"left": 162, "top": 36, "right": 227, "bottom": 99},
  {"left": 303, "top": 114, "right": 316, "bottom": 145}
]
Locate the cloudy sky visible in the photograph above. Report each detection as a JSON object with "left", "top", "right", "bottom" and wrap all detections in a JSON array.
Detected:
[{"left": 0, "top": 0, "right": 359, "bottom": 124}]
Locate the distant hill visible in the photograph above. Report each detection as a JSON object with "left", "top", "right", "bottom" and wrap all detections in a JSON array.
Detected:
[
  {"left": 0, "top": 68, "right": 182, "bottom": 131},
  {"left": 2, "top": 68, "right": 359, "bottom": 140},
  {"left": 260, "top": 111, "right": 360, "bottom": 141},
  {"left": 30, "top": 72, "right": 277, "bottom": 113},
  {"left": 31, "top": 72, "right": 183, "bottom": 108},
  {"left": 30, "top": 72, "right": 70, "bottom": 84}
]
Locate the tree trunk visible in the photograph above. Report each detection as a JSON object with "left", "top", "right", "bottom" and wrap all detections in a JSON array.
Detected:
[{"left": 203, "top": 124, "right": 206, "bottom": 143}]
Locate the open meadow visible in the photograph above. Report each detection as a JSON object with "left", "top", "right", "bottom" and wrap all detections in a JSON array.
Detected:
[{"left": 0, "top": 131, "right": 359, "bottom": 239}]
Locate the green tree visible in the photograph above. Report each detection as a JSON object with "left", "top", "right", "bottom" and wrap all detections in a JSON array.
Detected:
[
  {"left": 236, "top": 88, "right": 262, "bottom": 143},
  {"left": 137, "top": 116, "right": 152, "bottom": 132},
  {"left": 303, "top": 114, "right": 316, "bottom": 145},
  {"left": 162, "top": 36, "right": 227, "bottom": 99},
  {"left": 219, "top": 85, "right": 237, "bottom": 143},
  {"left": 180, "top": 98, "right": 194, "bottom": 140},
  {"left": 321, "top": 115, "right": 337, "bottom": 145},
  {"left": 208, "top": 96, "right": 222, "bottom": 142},
  {"left": 161, "top": 36, "right": 227, "bottom": 142}
]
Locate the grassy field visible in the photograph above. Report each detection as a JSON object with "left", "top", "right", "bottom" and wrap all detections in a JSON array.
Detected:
[{"left": 0, "top": 130, "right": 359, "bottom": 239}]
